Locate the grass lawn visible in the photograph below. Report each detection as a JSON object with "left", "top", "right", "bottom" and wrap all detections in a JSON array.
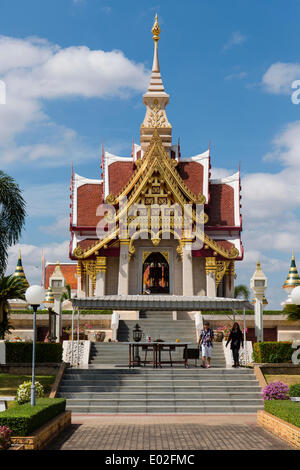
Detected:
[
  {"left": 265, "top": 374, "right": 300, "bottom": 387},
  {"left": 0, "top": 374, "right": 55, "bottom": 408}
]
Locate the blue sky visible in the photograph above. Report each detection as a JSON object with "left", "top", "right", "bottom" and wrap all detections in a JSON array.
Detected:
[{"left": 1, "top": 0, "right": 300, "bottom": 308}]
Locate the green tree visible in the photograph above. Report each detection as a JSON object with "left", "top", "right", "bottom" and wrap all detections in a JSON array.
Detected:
[
  {"left": 0, "top": 170, "right": 26, "bottom": 276},
  {"left": 283, "top": 303, "right": 300, "bottom": 321},
  {"left": 61, "top": 284, "right": 71, "bottom": 302},
  {"left": 0, "top": 275, "right": 27, "bottom": 339},
  {"left": 234, "top": 284, "right": 251, "bottom": 301}
]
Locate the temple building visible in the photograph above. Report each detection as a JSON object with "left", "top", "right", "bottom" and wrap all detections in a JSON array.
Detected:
[{"left": 69, "top": 16, "right": 243, "bottom": 299}]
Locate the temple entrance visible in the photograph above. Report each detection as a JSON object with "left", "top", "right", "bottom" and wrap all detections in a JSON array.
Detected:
[{"left": 142, "top": 252, "right": 169, "bottom": 294}]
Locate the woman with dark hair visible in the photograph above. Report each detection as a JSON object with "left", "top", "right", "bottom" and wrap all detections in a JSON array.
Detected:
[{"left": 226, "top": 323, "right": 244, "bottom": 368}]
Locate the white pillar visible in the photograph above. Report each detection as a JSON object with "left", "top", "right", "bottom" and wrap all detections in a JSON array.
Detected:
[
  {"left": 53, "top": 297, "right": 62, "bottom": 343},
  {"left": 182, "top": 241, "right": 194, "bottom": 296},
  {"left": 225, "top": 262, "right": 235, "bottom": 298},
  {"left": 255, "top": 298, "right": 264, "bottom": 342},
  {"left": 118, "top": 240, "right": 130, "bottom": 295},
  {"left": 205, "top": 257, "right": 216, "bottom": 298},
  {"left": 95, "top": 270, "right": 106, "bottom": 296}
]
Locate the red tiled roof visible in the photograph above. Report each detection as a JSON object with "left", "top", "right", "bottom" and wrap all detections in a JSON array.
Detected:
[
  {"left": 177, "top": 161, "right": 204, "bottom": 195},
  {"left": 207, "top": 183, "right": 235, "bottom": 226},
  {"left": 77, "top": 183, "right": 103, "bottom": 226},
  {"left": 45, "top": 264, "right": 77, "bottom": 290},
  {"left": 108, "top": 161, "right": 134, "bottom": 195}
]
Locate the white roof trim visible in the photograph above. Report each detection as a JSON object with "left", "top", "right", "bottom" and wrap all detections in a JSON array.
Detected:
[
  {"left": 180, "top": 149, "right": 209, "bottom": 202},
  {"left": 210, "top": 171, "right": 240, "bottom": 227},
  {"left": 104, "top": 151, "right": 132, "bottom": 199},
  {"left": 210, "top": 171, "right": 239, "bottom": 185},
  {"left": 73, "top": 173, "right": 102, "bottom": 227}
]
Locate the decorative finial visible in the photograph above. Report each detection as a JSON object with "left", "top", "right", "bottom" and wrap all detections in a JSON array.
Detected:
[
  {"left": 152, "top": 13, "right": 160, "bottom": 42},
  {"left": 292, "top": 249, "right": 295, "bottom": 260}
]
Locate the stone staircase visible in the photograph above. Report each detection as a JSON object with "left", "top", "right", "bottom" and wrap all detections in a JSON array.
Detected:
[
  {"left": 58, "top": 367, "right": 263, "bottom": 414},
  {"left": 57, "top": 312, "right": 263, "bottom": 413}
]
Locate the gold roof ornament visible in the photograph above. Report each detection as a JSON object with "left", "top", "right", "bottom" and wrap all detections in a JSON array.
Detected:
[
  {"left": 13, "top": 250, "right": 29, "bottom": 288},
  {"left": 152, "top": 13, "right": 160, "bottom": 41},
  {"left": 44, "top": 286, "right": 54, "bottom": 304},
  {"left": 282, "top": 249, "right": 300, "bottom": 292}
]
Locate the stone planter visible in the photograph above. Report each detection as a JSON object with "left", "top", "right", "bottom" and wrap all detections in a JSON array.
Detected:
[
  {"left": 69, "top": 333, "right": 87, "bottom": 341},
  {"left": 290, "top": 397, "right": 300, "bottom": 402},
  {"left": 258, "top": 410, "right": 300, "bottom": 448},
  {"left": 11, "top": 411, "right": 71, "bottom": 450}
]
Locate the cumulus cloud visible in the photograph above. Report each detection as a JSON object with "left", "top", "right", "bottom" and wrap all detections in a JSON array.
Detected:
[
  {"left": 6, "top": 241, "right": 71, "bottom": 285},
  {"left": 223, "top": 31, "right": 247, "bottom": 51},
  {"left": 0, "top": 35, "right": 150, "bottom": 165},
  {"left": 262, "top": 62, "right": 300, "bottom": 94}
]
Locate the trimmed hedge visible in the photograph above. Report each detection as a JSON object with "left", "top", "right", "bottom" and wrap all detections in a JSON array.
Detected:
[
  {"left": 289, "top": 384, "right": 300, "bottom": 398},
  {"left": 264, "top": 400, "right": 300, "bottom": 428},
  {"left": 5, "top": 342, "right": 62, "bottom": 363},
  {"left": 252, "top": 341, "right": 293, "bottom": 363},
  {"left": 0, "top": 398, "right": 66, "bottom": 436},
  {"left": 10, "top": 309, "right": 112, "bottom": 315}
]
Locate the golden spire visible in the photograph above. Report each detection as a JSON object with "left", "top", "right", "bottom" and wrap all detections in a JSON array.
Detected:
[
  {"left": 283, "top": 250, "right": 300, "bottom": 290},
  {"left": 152, "top": 14, "right": 160, "bottom": 42},
  {"left": 14, "top": 250, "right": 29, "bottom": 288}
]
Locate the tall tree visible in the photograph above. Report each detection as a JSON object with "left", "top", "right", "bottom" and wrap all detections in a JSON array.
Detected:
[
  {"left": 0, "top": 170, "right": 26, "bottom": 276},
  {"left": 0, "top": 275, "right": 27, "bottom": 339},
  {"left": 234, "top": 284, "right": 250, "bottom": 301}
]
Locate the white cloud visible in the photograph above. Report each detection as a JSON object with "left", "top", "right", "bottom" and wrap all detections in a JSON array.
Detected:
[
  {"left": 6, "top": 241, "right": 70, "bottom": 285},
  {"left": 223, "top": 31, "right": 246, "bottom": 51},
  {"left": 0, "top": 35, "right": 150, "bottom": 165},
  {"left": 23, "top": 183, "right": 69, "bottom": 218},
  {"left": 262, "top": 62, "right": 300, "bottom": 94},
  {"left": 210, "top": 167, "right": 234, "bottom": 179},
  {"left": 225, "top": 71, "right": 247, "bottom": 81}
]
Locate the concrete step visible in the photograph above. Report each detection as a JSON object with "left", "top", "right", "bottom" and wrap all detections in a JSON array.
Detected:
[
  {"left": 65, "top": 398, "right": 263, "bottom": 406},
  {"left": 66, "top": 405, "right": 263, "bottom": 414},
  {"left": 59, "top": 385, "right": 262, "bottom": 393}
]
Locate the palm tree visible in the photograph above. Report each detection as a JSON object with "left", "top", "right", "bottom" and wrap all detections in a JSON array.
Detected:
[
  {"left": 0, "top": 275, "right": 27, "bottom": 339},
  {"left": 0, "top": 170, "right": 26, "bottom": 276},
  {"left": 234, "top": 284, "right": 250, "bottom": 301}
]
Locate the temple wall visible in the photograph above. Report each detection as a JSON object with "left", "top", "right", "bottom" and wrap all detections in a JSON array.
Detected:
[{"left": 105, "top": 257, "right": 119, "bottom": 295}]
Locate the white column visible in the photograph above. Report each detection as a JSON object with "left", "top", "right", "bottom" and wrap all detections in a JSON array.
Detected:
[
  {"left": 53, "top": 297, "right": 62, "bottom": 343},
  {"left": 205, "top": 257, "right": 216, "bottom": 298},
  {"left": 182, "top": 241, "right": 194, "bottom": 296},
  {"left": 76, "top": 263, "right": 85, "bottom": 298},
  {"left": 95, "top": 270, "right": 106, "bottom": 296},
  {"left": 255, "top": 298, "right": 264, "bottom": 342},
  {"left": 225, "top": 262, "right": 235, "bottom": 298},
  {"left": 118, "top": 240, "right": 130, "bottom": 295}
]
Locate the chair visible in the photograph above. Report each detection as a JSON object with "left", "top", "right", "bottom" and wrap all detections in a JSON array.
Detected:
[
  {"left": 157, "top": 342, "right": 175, "bottom": 367},
  {"left": 142, "top": 344, "right": 155, "bottom": 367}
]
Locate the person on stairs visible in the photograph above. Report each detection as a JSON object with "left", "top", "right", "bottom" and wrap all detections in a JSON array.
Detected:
[
  {"left": 198, "top": 321, "right": 214, "bottom": 368},
  {"left": 226, "top": 323, "right": 244, "bottom": 368}
]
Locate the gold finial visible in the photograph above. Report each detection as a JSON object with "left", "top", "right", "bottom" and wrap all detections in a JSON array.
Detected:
[
  {"left": 292, "top": 249, "right": 295, "bottom": 260},
  {"left": 256, "top": 258, "right": 261, "bottom": 269},
  {"left": 152, "top": 13, "right": 160, "bottom": 42},
  {"left": 18, "top": 249, "right": 21, "bottom": 260}
]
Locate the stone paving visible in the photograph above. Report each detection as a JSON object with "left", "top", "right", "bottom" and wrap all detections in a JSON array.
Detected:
[{"left": 48, "top": 415, "right": 292, "bottom": 450}]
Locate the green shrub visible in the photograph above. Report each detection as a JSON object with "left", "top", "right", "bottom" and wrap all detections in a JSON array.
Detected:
[
  {"left": 264, "top": 400, "right": 300, "bottom": 428},
  {"left": 252, "top": 342, "right": 293, "bottom": 363},
  {"left": 289, "top": 384, "right": 300, "bottom": 398},
  {"left": 10, "top": 309, "right": 112, "bottom": 315},
  {"left": 5, "top": 342, "right": 62, "bottom": 363},
  {"left": 16, "top": 381, "right": 44, "bottom": 404},
  {"left": 0, "top": 398, "right": 66, "bottom": 436}
]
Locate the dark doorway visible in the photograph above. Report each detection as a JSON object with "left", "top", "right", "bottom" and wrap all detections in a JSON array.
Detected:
[{"left": 142, "top": 252, "right": 169, "bottom": 294}]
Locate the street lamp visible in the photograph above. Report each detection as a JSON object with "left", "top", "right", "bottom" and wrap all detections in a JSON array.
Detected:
[
  {"left": 25, "top": 285, "right": 45, "bottom": 406},
  {"left": 44, "top": 287, "right": 56, "bottom": 343},
  {"left": 250, "top": 260, "right": 267, "bottom": 342},
  {"left": 132, "top": 324, "right": 143, "bottom": 366}
]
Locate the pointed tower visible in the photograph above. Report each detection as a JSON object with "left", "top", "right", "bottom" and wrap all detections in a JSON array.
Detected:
[
  {"left": 14, "top": 250, "right": 29, "bottom": 288},
  {"left": 283, "top": 250, "right": 300, "bottom": 293},
  {"left": 140, "top": 14, "right": 172, "bottom": 153}
]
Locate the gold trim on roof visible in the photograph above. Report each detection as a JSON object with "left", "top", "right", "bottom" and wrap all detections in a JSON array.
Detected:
[{"left": 73, "top": 131, "right": 239, "bottom": 261}]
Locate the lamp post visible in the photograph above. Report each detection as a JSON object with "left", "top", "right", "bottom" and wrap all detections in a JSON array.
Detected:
[
  {"left": 132, "top": 323, "right": 143, "bottom": 366},
  {"left": 25, "top": 285, "right": 45, "bottom": 406},
  {"left": 250, "top": 260, "right": 267, "bottom": 342},
  {"left": 44, "top": 287, "right": 56, "bottom": 343}
]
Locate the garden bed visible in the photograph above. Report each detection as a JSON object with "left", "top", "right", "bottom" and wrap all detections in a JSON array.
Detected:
[{"left": 258, "top": 402, "right": 300, "bottom": 448}]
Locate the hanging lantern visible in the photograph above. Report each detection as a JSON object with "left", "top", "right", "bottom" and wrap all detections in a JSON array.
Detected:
[{"left": 133, "top": 323, "right": 143, "bottom": 342}]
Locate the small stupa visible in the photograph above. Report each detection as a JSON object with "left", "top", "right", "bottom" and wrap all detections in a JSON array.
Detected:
[
  {"left": 282, "top": 250, "right": 300, "bottom": 306},
  {"left": 13, "top": 250, "right": 29, "bottom": 288}
]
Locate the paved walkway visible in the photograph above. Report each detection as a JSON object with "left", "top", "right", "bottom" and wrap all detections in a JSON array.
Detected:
[{"left": 48, "top": 415, "right": 292, "bottom": 450}]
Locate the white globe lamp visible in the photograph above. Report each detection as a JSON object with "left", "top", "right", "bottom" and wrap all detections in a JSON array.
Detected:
[
  {"left": 291, "top": 286, "right": 300, "bottom": 306},
  {"left": 25, "top": 285, "right": 45, "bottom": 306}
]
